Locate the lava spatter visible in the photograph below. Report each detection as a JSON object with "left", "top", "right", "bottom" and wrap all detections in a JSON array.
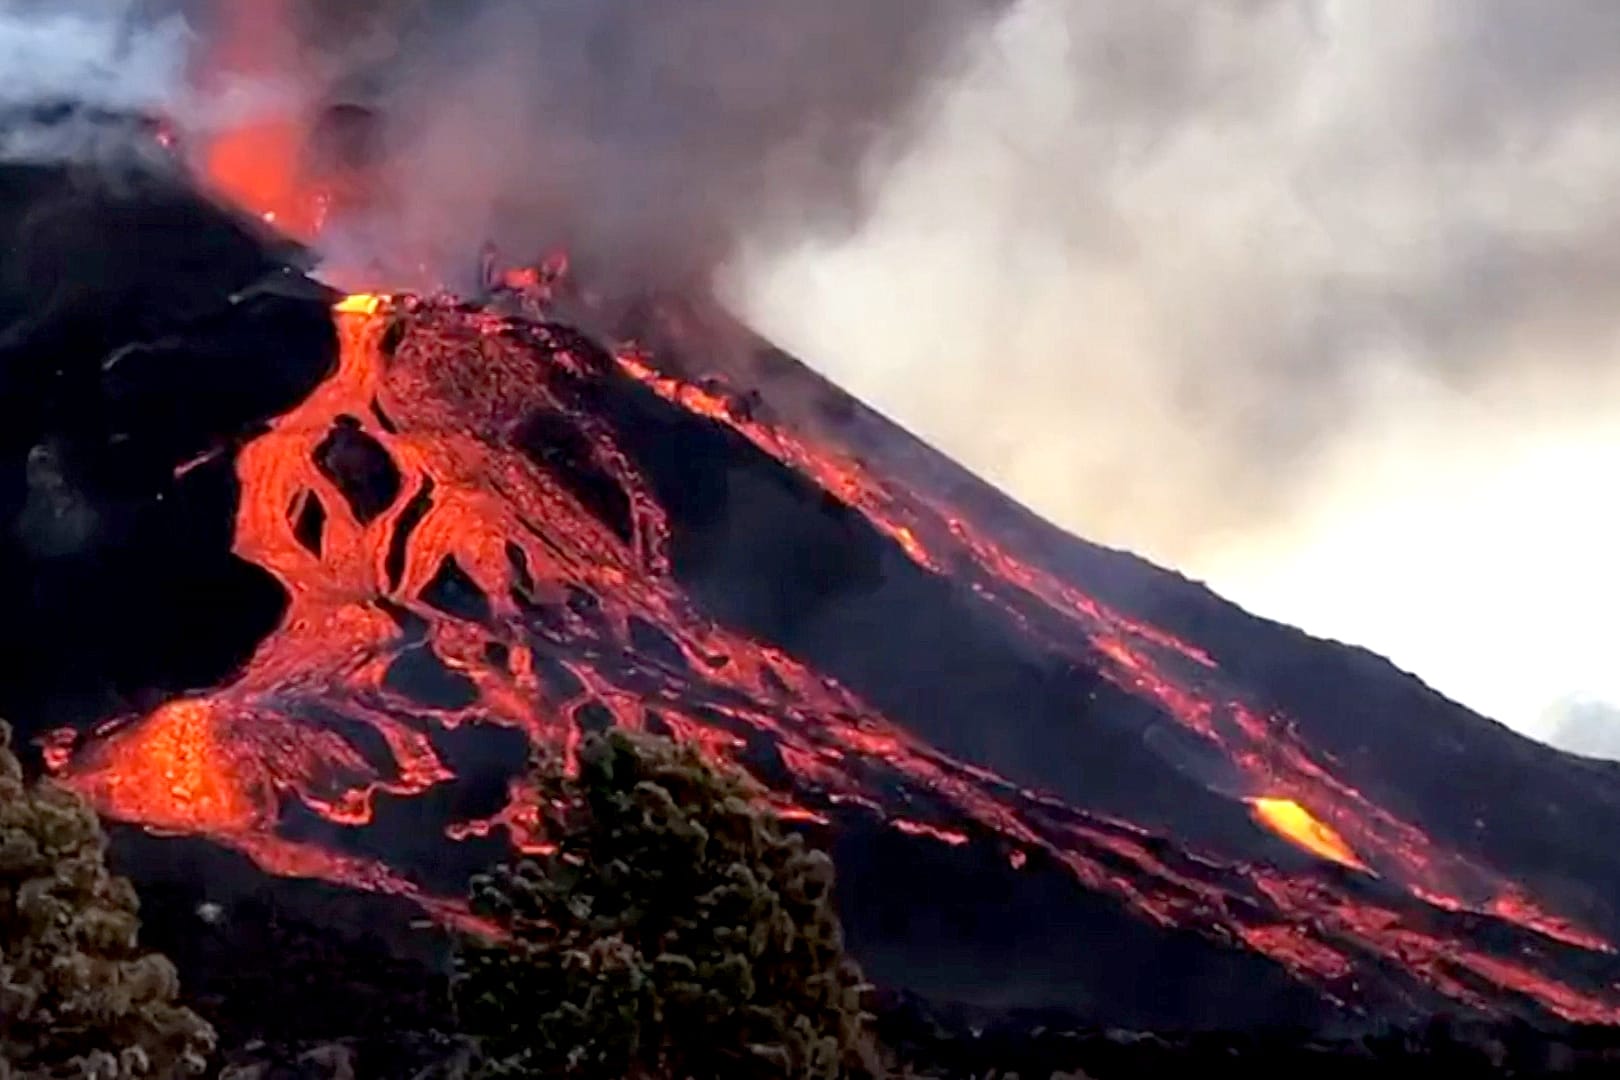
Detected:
[{"left": 54, "top": 289, "right": 1620, "bottom": 1024}]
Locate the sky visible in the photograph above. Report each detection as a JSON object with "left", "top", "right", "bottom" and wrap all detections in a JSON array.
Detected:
[{"left": 725, "top": 0, "right": 1620, "bottom": 753}]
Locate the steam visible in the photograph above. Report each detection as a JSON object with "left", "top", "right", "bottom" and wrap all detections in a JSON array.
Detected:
[
  {"left": 0, "top": 2, "right": 185, "bottom": 111},
  {"left": 726, "top": 0, "right": 1620, "bottom": 749},
  {"left": 0, "top": 1, "right": 189, "bottom": 160}
]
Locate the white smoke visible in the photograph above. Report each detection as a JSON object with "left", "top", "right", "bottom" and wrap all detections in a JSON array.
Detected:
[
  {"left": 725, "top": 0, "right": 1620, "bottom": 750},
  {"left": 0, "top": 2, "right": 191, "bottom": 160}
]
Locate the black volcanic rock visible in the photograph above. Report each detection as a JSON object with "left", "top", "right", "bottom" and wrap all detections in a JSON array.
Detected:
[
  {"left": 9, "top": 173, "right": 1620, "bottom": 1055},
  {"left": 0, "top": 159, "right": 332, "bottom": 742},
  {"left": 627, "top": 294, "right": 1620, "bottom": 931},
  {"left": 315, "top": 414, "right": 402, "bottom": 523}
]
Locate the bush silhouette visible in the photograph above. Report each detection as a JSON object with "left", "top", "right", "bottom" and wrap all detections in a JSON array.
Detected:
[
  {"left": 453, "top": 730, "right": 877, "bottom": 1078},
  {"left": 0, "top": 722, "right": 214, "bottom": 1078}
]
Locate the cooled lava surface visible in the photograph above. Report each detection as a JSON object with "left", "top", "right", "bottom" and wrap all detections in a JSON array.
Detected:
[{"left": 5, "top": 153, "right": 1620, "bottom": 1031}]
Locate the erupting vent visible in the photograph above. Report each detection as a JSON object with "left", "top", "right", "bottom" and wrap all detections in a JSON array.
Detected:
[{"left": 48, "top": 284, "right": 1620, "bottom": 1025}]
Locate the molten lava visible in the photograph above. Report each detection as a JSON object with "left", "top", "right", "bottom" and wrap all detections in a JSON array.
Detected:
[
  {"left": 191, "top": 0, "right": 328, "bottom": 240},
  {"left": 51, "top": 281, "right": 1620, "bottom": 1025},
  {"left": 203, "top": 116, "right": 326, "bottom": 238},
  {"left": 70, "top": 699, "right": 264, "bottom": 834},
  {"left": 333, "top": 293, "right": 388, "bottom": 316},
  {"left": 1247, "top": 797, "right": 1366, "bottom": 871}
]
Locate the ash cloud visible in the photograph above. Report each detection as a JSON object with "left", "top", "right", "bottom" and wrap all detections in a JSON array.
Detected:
[
  {"left": 252, "top": 0, "right": 1005, "bottom": 291},
  {"left": 727, "top": 0, "right": 1620, "bottom": 744}
]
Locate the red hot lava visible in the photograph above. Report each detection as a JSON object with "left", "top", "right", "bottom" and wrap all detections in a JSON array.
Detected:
[
  {"left": 194, "top": 2, "right": 298, "bottom": 225},
  {"left": 53, "top": 283, "right": 1620, "bottom": 1025}
]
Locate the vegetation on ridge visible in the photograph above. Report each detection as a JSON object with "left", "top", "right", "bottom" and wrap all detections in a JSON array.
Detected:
[
  {"left": 0, "top": 721, "right": 214, "bottom": 1079},
  {"left": 452, "top": 729, "right": 878, "bottom": 1079}
]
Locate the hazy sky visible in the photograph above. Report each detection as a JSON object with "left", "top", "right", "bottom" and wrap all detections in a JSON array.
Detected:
[{"left": 726, "top": 0, "right": 1620, "bottom": 753}]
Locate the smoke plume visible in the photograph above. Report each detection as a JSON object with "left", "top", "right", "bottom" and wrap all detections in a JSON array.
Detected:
[
  {"left": 5, "top": 1, "right": 1616, "bottom": 749},
  {"left": 0, "top": 1, "right": 189, "bottom": 160},
  {"left": 727, "top": 0, "right": 1620, "bottom": 747},
  {"left": 179, "top": 0, "right": 1004, "bottom": 290}
]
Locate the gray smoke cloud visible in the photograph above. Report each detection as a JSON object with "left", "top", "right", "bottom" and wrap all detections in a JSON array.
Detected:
[
  {"left": 0, "top": 1, "right": 186, "bottom": 110},
  {"left": 253, "top": 0, "right": 1006, "bottom": 291},
  {"left": 728, "top": 0, "right": 1620, "bottom": 751},
  {"left": 0, "top": 1, "right": 189, "bottom": 160},
  {"left": 7, "top": 1, "right": 1618, "bottom": 754}
]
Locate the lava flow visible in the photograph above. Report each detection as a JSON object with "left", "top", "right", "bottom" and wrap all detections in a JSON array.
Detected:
[
  {"left": 1246, "top": 798, "right": 1365, "bottom": 871},
  {"left": 53, "top": 280, "right": 1620, "bottom": 1025}
]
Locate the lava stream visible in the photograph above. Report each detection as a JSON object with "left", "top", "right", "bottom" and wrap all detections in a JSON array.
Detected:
[{"left": 53, "top": 289, "right": 1620, "bottom": 1023}]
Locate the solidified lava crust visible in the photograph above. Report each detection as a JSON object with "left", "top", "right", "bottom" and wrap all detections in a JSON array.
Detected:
[{"left": 53, "top": 289, "right": 1620, "bottom": 1027}]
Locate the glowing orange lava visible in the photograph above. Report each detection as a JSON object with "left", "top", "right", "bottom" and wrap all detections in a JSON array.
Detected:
[
  {"left": 192, "top": 0, "right": 327, "bottom": 240},
  {"left": 51, "top": 282, "right": 1620, "bottom": 1024},
  {"left": 1247, "top": 797, "right": 1366, "bottom": 871},
  {"left": 203, "top": 116, "right": 326, "bottom": 239},
  {"left": 68, "top": 699, "right": 264, "bottom": 834}
]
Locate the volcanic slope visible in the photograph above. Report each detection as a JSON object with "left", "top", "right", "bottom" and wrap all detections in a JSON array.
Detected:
[{"left": 9, "top": 189, "right": 1620, "bottom": 1027}]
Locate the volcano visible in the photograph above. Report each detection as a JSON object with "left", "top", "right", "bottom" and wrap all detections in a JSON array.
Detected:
[{"left": 5, "top": 144, "right": 1620, "bottom": 1041}]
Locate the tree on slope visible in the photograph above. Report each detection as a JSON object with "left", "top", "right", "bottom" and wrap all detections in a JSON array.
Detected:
[
  {"left": 452, "top": 729, "right": 878, "bottom": 1079},
  {"left": 0, "top": 721, "right": 214, "bottom": 1078}
]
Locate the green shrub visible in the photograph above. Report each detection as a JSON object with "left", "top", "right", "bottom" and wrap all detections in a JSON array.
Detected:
[
  {"left": 0, "top": 722, "right": 214, "bottom": 1078},
  {"left": 453, "top": 730, "right": 878, "bottom": 1079}
]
